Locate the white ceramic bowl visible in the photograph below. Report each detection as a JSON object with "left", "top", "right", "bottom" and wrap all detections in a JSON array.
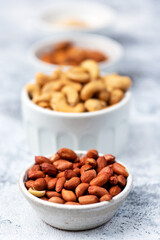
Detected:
[
  {"left": 29, "top": 34, "right": 123, "bottom": 72},
  {"left": 38, "top": 2, "right": 116, "bottom": 33},
  {"left": 19, "top": 151, "right": 132, "bottom": 231},
  {"left": 21, "top": 86, "right": 131, "bottom": 156}
]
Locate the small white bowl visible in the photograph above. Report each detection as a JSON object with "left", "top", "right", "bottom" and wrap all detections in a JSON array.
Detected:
[
  {"left": 29, "top": 33, "right": 123, "bottom": 72},
  {"left": 38, "top": 2, "right": 116, "bottom": 33},
  {"left": 21, "top": 86, "right": 131, "bottom": 156},
  {"left": 19, "top": 151, "right": 132, "bottom": 231}
]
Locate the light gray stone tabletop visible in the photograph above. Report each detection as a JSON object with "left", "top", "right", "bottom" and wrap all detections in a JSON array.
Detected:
[{"left": 0, "top": 0, "right": 160, "bottom": 239}]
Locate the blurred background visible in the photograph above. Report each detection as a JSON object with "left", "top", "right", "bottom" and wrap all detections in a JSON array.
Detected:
[{"left": 0, "top": 0, "right": 160, "bottom": 239}]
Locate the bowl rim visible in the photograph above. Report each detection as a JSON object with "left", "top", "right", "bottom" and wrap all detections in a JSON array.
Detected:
[
  {"left": 38, "top": 1, "right": 116, "bottom": 32},
  {"left": 22, "top": 86, "right": 131, "bottom": 119},
  {"left": 29, "top": 33, "right": 124, "bottom": 70},
  {"left": 19, "top": 150, "right": 132, "bottom": 210}
]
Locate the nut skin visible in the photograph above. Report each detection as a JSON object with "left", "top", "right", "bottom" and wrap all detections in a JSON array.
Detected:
[
  {"left": 86, "top": 149, "right": 99, "bottom": 159},
  {"left": 47, "top": 178, "right": 57, "bottom": 190},
  {"left": 28, "top": 171, "right": 45, "bottom": 179},
  {"left": 109, "top": 175, "right": 118, "bottom": 186},
  {"left": 96, "top": 156, "right": 107, "bottom": 172},
  {"left": 62, "top": 189, "right": 77, "bottom": 202},
  {"left": 33, "top": 178, "right": 47, "bottom": 191},
  {"left": 88, "top": 186, "right": 108, "bottom": 197},
  {"left": 103, "top": 154, "right": 115, "bottom": 164},
  {"left": 75, "top": 183, "right": 89, "bottom": 198},
  {"left": 90, "top": 173, "right": 109, "bottom": 187},
  {"left": 25, "top": 180, "right": 34, "bottom": 189},
  {"left": 35, "top": 156, "right": 51, "bottom": 164},
  {"left": 78, "top": 195, "right": 99, "bottom": 205},
  {"left": 64, "top": 169, "right": 77, "bottom": 179},
  {"left": 64, "top": 177, "right": 80, "bottom": 190},
  {"left": 98, "top": 166, "right": 113, "bottom": 178},
  {"left": 100, "top": 194, "right": 113, "bottom": 202},
  {"left": 81, "top": 169, "right": 96, "bottom": 183},
  {"left": 46, "top": 191, "right": 62, "bottom": 198},
  {"left": 109, "top": 185, "right": 121, "bottom": 196},
  {"left": 48, "top": 197, "right": 65, "bottom": 204},
  {"left": 53, "top": 160, "right": 73, "bottom": 171},
  {"left": 57, "top": 148, "right": 77, "bottom": 160},
  {"left": 55, "top": 177, "right": 66, "bottom": 192},
  {"left": 40, "top": 163, "right": 57, "bottom": 176},
  {"left": 117, "top": 175, "right": 126, "bottom": 187},
  {"left": 112, "top": 163, "right": 129, "bottom": 177}
]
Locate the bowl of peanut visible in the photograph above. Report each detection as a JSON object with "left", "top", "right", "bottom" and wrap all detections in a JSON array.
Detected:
[
  {"left": 22, "top": 60, "right": 131, "bottom": 155},
  {"left": 19, "top": 148, "right": 132, "bottom": 230},
  {"left": 30, "top": 33, "right": 123, "bottom": 71}
]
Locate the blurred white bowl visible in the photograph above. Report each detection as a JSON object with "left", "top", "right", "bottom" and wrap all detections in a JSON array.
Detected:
[
  {"left": 29, "top": 33, "right": 123, "bottom": 72},
  {"left": 38, "top": 2, "right": 116, "bottom": 33},
  {"left": 19, "top": 151, "right": 132, "bottom": 231},
  {"left": 21, "top": 86, "right": 131, "bottom": 156}
]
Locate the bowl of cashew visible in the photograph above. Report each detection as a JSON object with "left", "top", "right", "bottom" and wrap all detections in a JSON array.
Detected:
[{"left": 22, "top": 60, "right": 132, "bottom": 155}]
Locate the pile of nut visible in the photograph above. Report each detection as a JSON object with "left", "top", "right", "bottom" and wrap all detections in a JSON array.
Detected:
[
  {"left": 40, "top": 41, "right": 107, "bottom": 65},
  {"left": 25, "top": 148, "right": 129, "bottom": 205},
  {"left": 26, "top": 60, "right": 132, "bottom": 113}
]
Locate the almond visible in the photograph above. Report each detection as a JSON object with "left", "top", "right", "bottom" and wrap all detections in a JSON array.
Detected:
[
  {"left": 90, "top": 173, "right": 109, "bottom": 186},
  {"left": 47, "top": 178, "right": 57, "bottom": 190},
  {"left": 96, "top": 156, "right": 107, "bottom": 172},
  {"left": 117, "top": 175, "right": 127, "bottom": 187},
  {"left": 81, "top": 169, "right": 96, "bottom": 183},
  {"left": 53, "top": 160, "right": 73, "bottom": 171},
  {"left": 35, "top": 156, "right": 51, "bottom": 164},
  {"left": 112, "top": 163, "right": 129, "bottom": 177},
  {"left": 86, "top": 149, "right": 98, "bottom": 159},
  {"left": 33, "top": 178, "right": 47, "bottom": 191},
  {"left": 40, "top": 163, "right": 57, "bottom": 176},
  {"left": 64, "top": 177, "right": 80, "bottom": 190},
  {"left": 64, "top": 169, "right": 77, "bottom": 179},
  {"left": 61, "top": 189, "right": 77, "bottom": 202},
  {"left": 46, "top": 191, "right": 62, "bottom": 198},
  {"left": 100, "top": 193, "right": 112, "bottom": 202},
  {"left": 48, "top": 196, "right": 64, "bottom": 204},
  {"left": 109, "top": 185, "right": 121, "bottom": 196},
  {"left": 88, "top": 186, "right": 108, "bottom": 197},
  {"left": 55, "top": 177, "right": 66, "bottom": 192},
  {"left": 78, "top": 195, "right": 99, "bottom": 205},
  {"left": 75, "top": 183, "right": 89, "bottom": 198},
  {"left": 57, "top": 148, "right": 77, "bottom": 160}
]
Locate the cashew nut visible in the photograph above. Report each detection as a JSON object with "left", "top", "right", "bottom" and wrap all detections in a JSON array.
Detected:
[
  {"left": 81, "top": 60, "right": 99, "bottom": 79},
  {"left": 84, "top": 99, "right": 107, "bottom": 112},
  {"left": 97, "top": 90, "right": 110, "bottom": 102},
  {"left": 26, "top": 83, "right": 40, "bottom": 99},
  {"left": 28, "top": 188, "right": 46, "bottom": 197},
  {"left": 50, "top": 92, "right": 85, "bottom": 113},
  {"left": 32, "top": 92, "right": 52, "bottom": 104},
  {"left": 109, "top": 89, "right": 124, "bottom": 105},
  {"left": 66, "top": 67, "right": 90, "bottom": 83},
  {"left": 36, "top": 72, "right": 59, "bottom": 87},
  {"left": 80, "top": 81, "right": 105, "bottom": 101},
  {"left": 103, "top": 74, "right": 132, "bottom": 91},
  {"left": 62, "top": 85, "right": 79, "bottom": 106}
]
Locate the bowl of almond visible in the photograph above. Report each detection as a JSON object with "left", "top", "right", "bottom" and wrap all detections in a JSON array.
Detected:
[
  {"left": 22, "top": 60, "right": 132, "bottom": 155},
  {"left": 19, "top": 148, "right": 132, "bottom": 230}
]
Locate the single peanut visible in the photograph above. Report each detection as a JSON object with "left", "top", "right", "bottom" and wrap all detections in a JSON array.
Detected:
[
  {"left": 55, "top": 177, "right": 66, "bottom": 192},
  {"left": 81, "top": 169, "right": 96, "bottom": 183},
  {"left": 28, "top": 171, "right": 45, "bottom": 179},
  {"left": 48, "top": 197, "right": 65, "bottom": 204},
  {"left": 86, "top": 149, "right": 98, "bottom": 159},
  {"left": 88, "top": 186, "right": 108, "bottom": 197},
  {"left": 109, "top": 175, "right": 118, "bottom": 186},
  {"left": 109, "top": 185, "right": 121, "bottom": 196},
  {"left": 64, "top": 177, "right": 80, "bottom": 190},
  {"left": 40, "top": 163, "right": 57, "bottom": 176},
  {"left": 33, "top": 178, "right": 47, "bottom": 191},
  {"left": 103, "top": 154, "right": 115, "bottom": 164},
  {"left": 117, "top": 175, "right": 127, "bottom": 187},
  {"left": 46, "top": 191, "right": 62, "bottom": 198},
  {"left": 112, "top": 163, "right": 129, "bottom": 177},
  {"left": 90, "top": 173, "right": 109, "bottom": 187},
  {"left": 78, "top": 195, "right": 99, "bottom": 205},
  {"left": 57, "top": 148, "right": 77, "bottom": 160},
  {"left": 35, "top": 156, "right": 51, "bottom": 164},
  {"left": 62, "top": 189, "right": 77, "bottom": 202},
  {"left": 98, "top": 166, "right": 113, "bottom": 178},
  {"left": 47, "top": 178, "right": 57, "bottom": 190},
  {"left": 75, "top": 183, "right": 89, "bottom": 198},
  {"left": 100, "top": 194, "right": 113, "bottom": 202},
  {"left": 80, "top": 164, "right": 92, "bottom": 174},
  {"left": 96, "top": 156, "right": 107, "bottom": 172},
  {"left": 64, "top": 169, "right": 77, "bottom": 179},
  {"left": 53, "top": 160, "right": 73, "bottom": 171},
  {"left": 25, "top": 180, "right": 34, "bottom": 189}
]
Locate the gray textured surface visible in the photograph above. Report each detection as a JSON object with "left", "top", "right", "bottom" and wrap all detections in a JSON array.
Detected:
[{"left": 0, "top": 0, "right": 160, "bottom": 239}]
